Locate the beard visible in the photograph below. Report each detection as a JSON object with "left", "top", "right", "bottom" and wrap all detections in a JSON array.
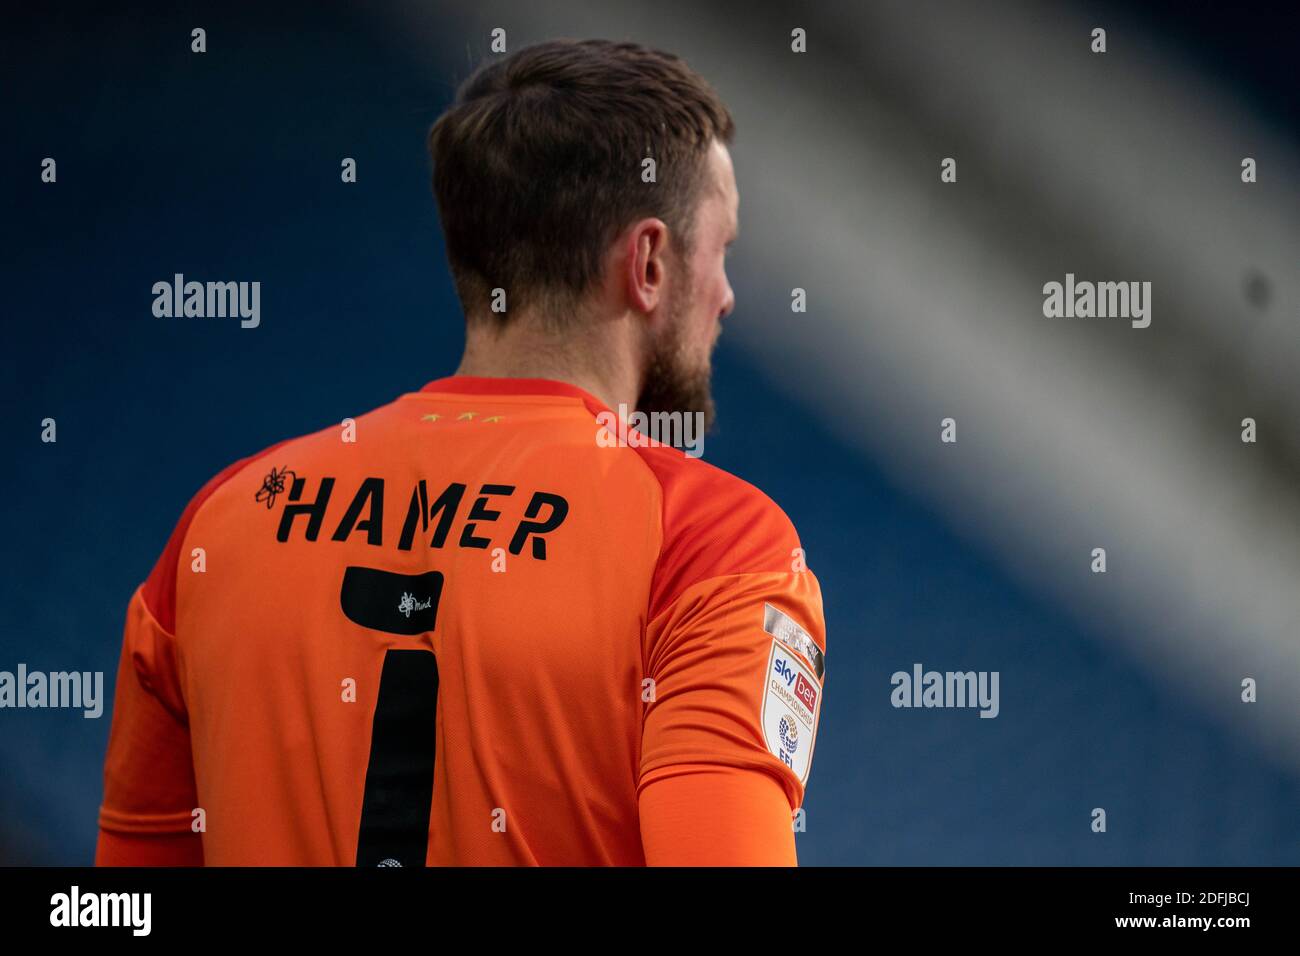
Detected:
[{"left": 636, "top": 286, "right": 717, "bottom": 436}]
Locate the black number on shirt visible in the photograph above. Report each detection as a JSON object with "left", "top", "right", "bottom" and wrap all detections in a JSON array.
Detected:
[{"left": 341, "top": 566, "right": 444, "bottom": 867}]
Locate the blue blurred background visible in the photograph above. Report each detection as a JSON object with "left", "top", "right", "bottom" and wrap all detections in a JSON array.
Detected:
[{"left": 2, "top": 0, "right": 1297, "bottom": 864}]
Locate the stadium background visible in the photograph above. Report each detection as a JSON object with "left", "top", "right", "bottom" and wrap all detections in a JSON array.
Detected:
[{"left": 2, "top": 0, "right": 1297, "bottom": 864}]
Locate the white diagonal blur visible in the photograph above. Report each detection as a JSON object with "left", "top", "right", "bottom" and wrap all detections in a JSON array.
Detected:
[{"left": 391, "top": 0, "right": 1300, "bottom": 768}]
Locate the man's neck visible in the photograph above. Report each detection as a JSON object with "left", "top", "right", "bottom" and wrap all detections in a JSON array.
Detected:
[{"left": 454, "top": 314, "right": 641, "bottom": 414}]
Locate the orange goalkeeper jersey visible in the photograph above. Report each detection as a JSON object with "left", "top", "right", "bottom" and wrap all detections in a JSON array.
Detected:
[{"left": 97, "top": 376, "right": 827, "bottom": 866}]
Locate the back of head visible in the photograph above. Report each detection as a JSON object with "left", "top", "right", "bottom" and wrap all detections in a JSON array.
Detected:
[{"left": 428, "top": 38, "right": 735, "bottom": 326}]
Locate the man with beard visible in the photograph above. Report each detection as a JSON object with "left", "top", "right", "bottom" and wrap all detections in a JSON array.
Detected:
[{"left": 96, "top": 39, "right": 826, "bottom": 867}]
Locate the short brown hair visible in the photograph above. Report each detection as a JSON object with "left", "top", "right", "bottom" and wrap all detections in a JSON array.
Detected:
[{"left": 428, "top": 38, "right": 735, "bottom": 322}]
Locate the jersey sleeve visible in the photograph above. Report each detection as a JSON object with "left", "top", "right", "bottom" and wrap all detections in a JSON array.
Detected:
[
  {"left": 97, "top": 450, "right": 275, "bottom": 865},
  {"left": 96, "top": 584, "right": 203, "bottom": 861},
  {"left": 634, "top": 447, "right": 828, "bottom": 859},
  {"left": 639, "top": 763, "right": 798, "bottom": 865},
  {"left": 638, "top": 567, "right": 826, "bottom": 814}
]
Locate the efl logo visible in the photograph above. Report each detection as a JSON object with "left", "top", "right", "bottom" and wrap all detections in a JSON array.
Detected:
[
  {"left": 761, "top": 638, "right": 821, "bottom": 784},
  {"left": 794, "top": 672, "right": 817, "bottom": 711}
]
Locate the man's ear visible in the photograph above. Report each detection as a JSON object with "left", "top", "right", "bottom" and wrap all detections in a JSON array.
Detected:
[{"left": 623, "top": 218, "right": 670, "bottom": 316}]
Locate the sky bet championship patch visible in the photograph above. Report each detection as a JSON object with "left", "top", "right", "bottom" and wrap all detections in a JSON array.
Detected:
[{"left": 760, "top": 604, "right": 823, "bottom": 785}]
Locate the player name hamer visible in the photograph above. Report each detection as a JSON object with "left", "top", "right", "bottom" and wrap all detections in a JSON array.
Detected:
[{"left": 267, "top": 473, "right": 569, "bottom": 560}]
